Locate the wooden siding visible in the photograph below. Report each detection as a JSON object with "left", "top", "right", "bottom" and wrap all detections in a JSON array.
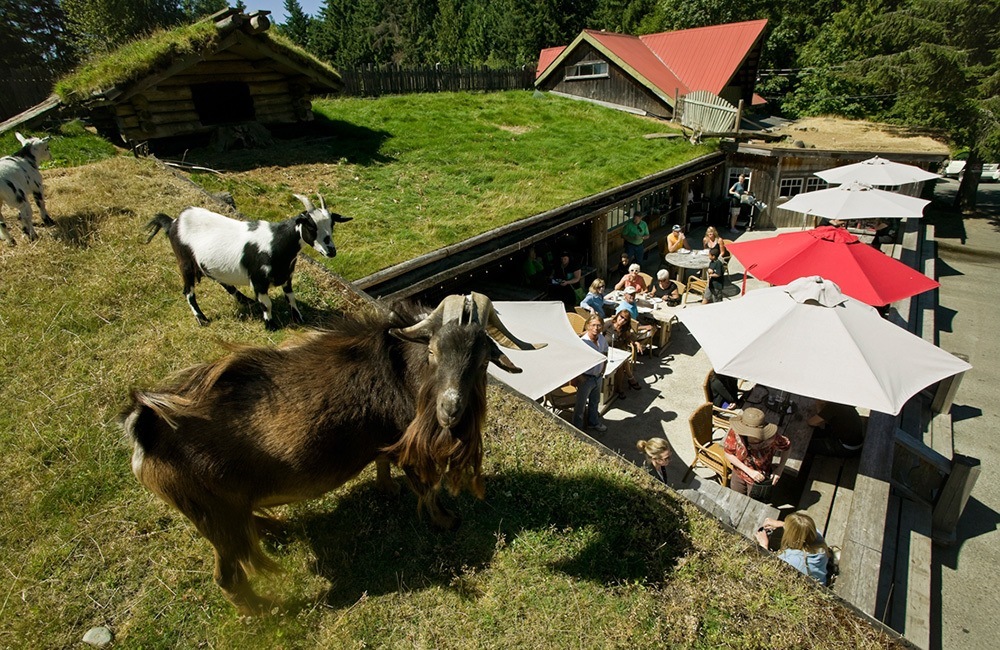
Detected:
[
  {"left": 113, "top": 48, "right": 313, "bottom": 141},
  {"left": 729, "top": 148, "right": 945, "bottom": 229},
  {"left": 538, "top": 43, "right": 671, "bottom": 118}
]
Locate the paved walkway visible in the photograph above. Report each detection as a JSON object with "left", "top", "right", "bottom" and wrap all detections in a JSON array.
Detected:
[{"left": 930, "top": 179, "right": 1000, "bottom": 650}]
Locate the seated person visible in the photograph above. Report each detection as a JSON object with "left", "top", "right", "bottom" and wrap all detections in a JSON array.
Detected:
[
  {"left": 522, "top": 246, "right": 546, "bottom": 287},
  {"left": 579, "top": 278, "right": 607, "bottom": 315},
  {"left": 870, "top": 219, "right": 897, "bottom": 250},
  {"left": 723, "top": 408, "right": 791, "bottom": 502},
  {"left": 615, "top": 287, "right": 658, "bottom": 354},
  {"left": 703, "top": 226, "right": 728, "bottom": 257},
  {"left": 666, "top": 224, "right": 691, "bottom": 253},
  {"left": 611, "top": 251, "right": 632, "bottom": 279},
  {"left": 709, "top": 372, "right": 741, "bottom": 410},
  {"left": 614, "top": 263, "right": 648, "bottom": 293},
  {"left": 807, "top": 400, "right": 865, "bottom": 457},
  {"left": 605, "top": 310, "right": 643, "bottom": 394},
  {"left": 756, "top": 512, "right": 832, "bottom": 585},
  {"left": 637, "top": 437, "right": 672, "bottom": 483},
  {"left": 548, "top": 251, "right": 583, "bottom": 309},
  {"left": 649, "top": 269, "right": 681, "bottom": 306}
]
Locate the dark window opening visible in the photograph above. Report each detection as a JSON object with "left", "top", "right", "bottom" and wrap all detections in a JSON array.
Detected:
[{"left": 191, "top": 81, "right": 255, "bottom": 125}]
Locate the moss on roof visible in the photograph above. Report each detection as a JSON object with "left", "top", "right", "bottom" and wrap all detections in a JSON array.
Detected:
[{"left": 53, "top": 18, "right": 340, "bottom": 105}]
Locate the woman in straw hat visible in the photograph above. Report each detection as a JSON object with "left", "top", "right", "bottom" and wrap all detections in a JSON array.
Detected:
[{"left": 723, "top": 407, "right": 791, "bottom": 501}]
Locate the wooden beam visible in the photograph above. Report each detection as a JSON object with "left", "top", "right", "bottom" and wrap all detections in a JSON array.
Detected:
[
  {"left": 118, "top": 33, "right": 240, "bottom": 103},
  {"left": 231, "top": 31, "right": 342, "bottom": 91},
  {"left": 834, "top": 410, "right": 896, "bottom": 614},
  {"left": 932, "top": 454, "right": 980, "bottom": 543}
]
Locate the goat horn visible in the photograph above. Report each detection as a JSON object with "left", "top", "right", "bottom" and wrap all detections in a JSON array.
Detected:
[
  {"left": 469, "top": 292, "right": 546, "bottom": 350},
  {"left": 318, "top": 194, "right": 326, "bottom": 211},
  {"left": 293, "top": 193, "right": 314, "bottom": 212}
]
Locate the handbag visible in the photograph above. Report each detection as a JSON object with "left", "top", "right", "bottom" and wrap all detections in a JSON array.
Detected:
[{"left": 747, "top": 479, "right": 773, "bottom": 502}]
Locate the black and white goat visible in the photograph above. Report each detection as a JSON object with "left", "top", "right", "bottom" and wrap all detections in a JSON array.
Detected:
[
  {"left": 145, "top": 194, "right": 351, "bottom": 330},
  {"left": 0, "top": 132, "right": 53, "bottom": 245}
]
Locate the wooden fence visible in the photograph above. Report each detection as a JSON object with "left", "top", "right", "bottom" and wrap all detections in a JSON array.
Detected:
[
  {"left": 339, "top": 64, "right": 537, "bottom": 97},
  {"left": 0, "top": 67, "right": 58, "bottom": 122}
]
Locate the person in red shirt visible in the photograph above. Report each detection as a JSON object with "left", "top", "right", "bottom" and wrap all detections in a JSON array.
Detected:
[{"left": 723, "top": 407, "right": 790, "bottom": 501}]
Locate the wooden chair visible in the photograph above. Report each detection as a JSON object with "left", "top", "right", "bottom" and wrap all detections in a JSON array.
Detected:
[
  {"left": 574, "top": 305, "right": 595, "bottom": 319},
  {"left": 684, "top": 402, "right": 731, "bottom": 485},
  {"left": 544, "top": 383, "right": 578, "bottom": 413},
  {"left": 630, "top": 319, "right": 655, "bottom": 357},
  {"left": 566, "top": 311, "right": 587, "bottom": 335},
  {"left": 638, "top": 271, "right": 654, "bottom": 291},
  {"left": 684, "top": 276, "right": 707, "bottom": 306},
  {"left": 720, "top": 239, "right": 733, "bottom": 274},
  {"left": 702, "top": 370, "right": 740, "bottom": 434}
]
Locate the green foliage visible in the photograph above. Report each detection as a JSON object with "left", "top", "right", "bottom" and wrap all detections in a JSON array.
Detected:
[
  {"left": 0, "top": 0, "right": 76, "bottom": 68},
  {"left": 61, "top": 0, "right": 187, "bottom": 55},
  {"left": 276, "top": 0, "right": 313, "bottom": 48}
]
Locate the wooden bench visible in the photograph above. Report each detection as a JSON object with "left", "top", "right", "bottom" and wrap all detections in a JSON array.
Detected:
[{"left": 799, "top": 454, "right": 860, "bottom": 552}]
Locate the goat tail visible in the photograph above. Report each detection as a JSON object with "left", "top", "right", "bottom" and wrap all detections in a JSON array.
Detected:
[{"left": 144, "top": 213, "right": 174, "bottom": 243}]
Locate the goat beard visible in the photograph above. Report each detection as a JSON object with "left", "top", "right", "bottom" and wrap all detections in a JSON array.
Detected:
[{"left": 385, "top": 374, "right": 487, "bottom": 499}]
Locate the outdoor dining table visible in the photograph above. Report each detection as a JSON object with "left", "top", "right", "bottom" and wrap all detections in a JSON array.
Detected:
[
  {"left": 602, "top": 290, "right": 676, "bottom": 354},
  {"left": 664, "top": 249, "right": 711, "bottom": 283},
  {"left": 740, "top": 383, "right": 818, "bottom": 478}
]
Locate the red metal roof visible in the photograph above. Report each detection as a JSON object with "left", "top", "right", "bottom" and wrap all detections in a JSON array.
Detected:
[
  {"left": 586, "top": 30, "right": 689, "bottom": 99},
  {"left": 641, "top": 19, "right": 767, "bottom": 95},
  {"left": 535, "top": 19, "right": 768, "bottom": 101},
  {"left": 536, "top": 46, "right": 565, "bottom": 79}
]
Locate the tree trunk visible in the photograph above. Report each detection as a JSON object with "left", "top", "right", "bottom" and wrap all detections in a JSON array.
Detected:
[{"left": 954, "top": 150, "right": 981, "bottom": 213}]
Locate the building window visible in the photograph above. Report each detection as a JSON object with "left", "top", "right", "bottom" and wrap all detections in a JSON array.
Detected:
[
  {"left": 729, "top": 169, "right": 752, "bottom": 192},
  {"left": 566, "top": 60, "right": 609, "bottom": 80},
  {"left": 779, "top": 177, "right": 804, "bottom": 197},
  {"left": 805, "top": 177, "right": 828, "bottom": 193}
]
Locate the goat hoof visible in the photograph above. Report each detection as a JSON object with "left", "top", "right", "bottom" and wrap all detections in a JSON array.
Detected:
[
  {"left": 264, "top": 319, "right": 279, "bottom": 332},
  {"left": 196, "top": 316, "right": 210, "bottom": 327},
  {"left": 291, "top": 310, "right": 304, "bottom": 325},
  {"left": 43, "top": 217, "right": 55, "bottom": 226}
]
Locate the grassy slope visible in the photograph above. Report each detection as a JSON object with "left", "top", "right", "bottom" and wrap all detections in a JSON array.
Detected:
[
  {"left": 0, "top": 105, "right": 900, "bottom": 648},
  {"left": 183, "top": 91, "right": 718, "bottom": 280}
]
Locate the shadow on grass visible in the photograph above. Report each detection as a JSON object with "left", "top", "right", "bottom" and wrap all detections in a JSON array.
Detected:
[
  {"left": 53, "top": 206, "right": 135, "bottom": 248},
  {"left": 296, "top": 470, "right": 691, "bottom": 608},
  {"left": 168, "top": 116, "right": 394, "bottom": 172}
]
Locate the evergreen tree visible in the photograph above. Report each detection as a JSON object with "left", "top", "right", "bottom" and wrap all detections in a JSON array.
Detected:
[
  {"left": 61, "top": 0, "right": 185, "bottom": 55},
  {"left": 279, "top": 0, "right": 313, "bottom": 49},
  {"left": 0, "top": 0, "right": 76, "bottom": 69}
]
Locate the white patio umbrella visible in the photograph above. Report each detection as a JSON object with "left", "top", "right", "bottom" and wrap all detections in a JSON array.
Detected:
[
  {"left": 487, "top": 301, "right": 622, "bottom": 400},
  {"left": 815, "top": 156, "right": 941, "bottom": 187},
  {"left": 677, "top": 276, "right": 970, "bottom": 415},
  {"left": 779, "top": 180, "right": 931, "bottom": 220}
]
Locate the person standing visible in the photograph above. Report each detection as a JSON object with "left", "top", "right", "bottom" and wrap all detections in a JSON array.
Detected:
[
  {"left": 622, "top": 211, "right": 650, "bottom": 264},
  {"left": 729, "top": 174, "right": 748, "bottom": 233},
  {"left": 573, "top": 314, "right": 608, "bottom": 433},
  {"left": 549, "top": 251, "right": 582, "bottom": 309}
]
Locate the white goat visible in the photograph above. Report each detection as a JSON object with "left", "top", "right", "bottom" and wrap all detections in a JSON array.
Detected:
[
  {"left": 0, "top": 132, "right": 53, "bottom": 245},
  {"left": 145, "top": 194, "right": 351, "bottom": 330}
]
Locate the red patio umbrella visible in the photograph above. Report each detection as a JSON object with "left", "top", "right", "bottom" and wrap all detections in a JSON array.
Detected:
[{"left": 726, "top": 226, "right": 939, "bottom": 306}]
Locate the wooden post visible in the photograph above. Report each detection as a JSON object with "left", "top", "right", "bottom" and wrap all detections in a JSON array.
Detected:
[
  {"left": 931, "top": 361, "right": 967, "bottom": 415},
  {"left": 735, "top": 99, "right": 744, "bottom": 134},
  {"left": 591, "top": 210, "right": 608, "bottom": 281},
  {"left": 673, "top": 89, "right": 679, "bottom": 123},
  {"left": 680, "top": 179, "right": 691, "bottom": 229},
  {"left": 932, "top": 454, "right": 981, "bottom": 544},
  {"left": 833, "top": 410, "right": 896, "bottom": 614}
]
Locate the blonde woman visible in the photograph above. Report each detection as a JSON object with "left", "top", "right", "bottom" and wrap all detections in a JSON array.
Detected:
[
  {"left": 637, "top": 437, "right": 672, "bottom": 483},
  {"left": 579, "top": 278, "right": 607, "bottom": 314},
  {"left": 756, "top": 511, "right": 832, "bottom": 584},
  {"left": 703, "top": 226, "right": 727, "bottom": 257}
]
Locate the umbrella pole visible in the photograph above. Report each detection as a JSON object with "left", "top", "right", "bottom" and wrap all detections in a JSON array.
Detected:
[{"left": 742, "top": 272, "right": 747, "bottom": 295}]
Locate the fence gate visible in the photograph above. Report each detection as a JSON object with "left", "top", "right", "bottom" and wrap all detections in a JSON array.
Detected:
[{"left": 678, "top": 91, "right": 738, "bottom": 134}]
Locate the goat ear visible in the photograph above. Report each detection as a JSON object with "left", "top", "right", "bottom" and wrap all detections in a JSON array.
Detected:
[
  {"left": 489, "top": 341, "right": 522, "bottom": 373},
  {"left": 332, "top": 213, "right": 353, "bottom": 223}
]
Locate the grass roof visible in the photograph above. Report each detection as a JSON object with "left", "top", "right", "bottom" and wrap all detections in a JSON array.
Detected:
[{"left": 53, "top": 17, "right": 340, "bottom": 105}]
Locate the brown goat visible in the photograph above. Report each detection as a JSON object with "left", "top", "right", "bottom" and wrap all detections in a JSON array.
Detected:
[{"left": 121, "top": 293, "right": 543, "bottom": 614}]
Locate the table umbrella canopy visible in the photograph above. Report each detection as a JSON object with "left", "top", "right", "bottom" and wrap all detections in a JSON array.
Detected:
[
  {"left": 678, "top": 276, "right": 970, "bottom": 415},
  {"left": 726, "top": 226, "right": 940, "bottom": 306},
  {"left": 815, "top": 156, "right": 941, "bottom": 186},
  {"left": 779, "top": 181, "right": 931, "bottom": 220},
  {"left": 486, "top": 301, "right": 612, "bottom": 400}
]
